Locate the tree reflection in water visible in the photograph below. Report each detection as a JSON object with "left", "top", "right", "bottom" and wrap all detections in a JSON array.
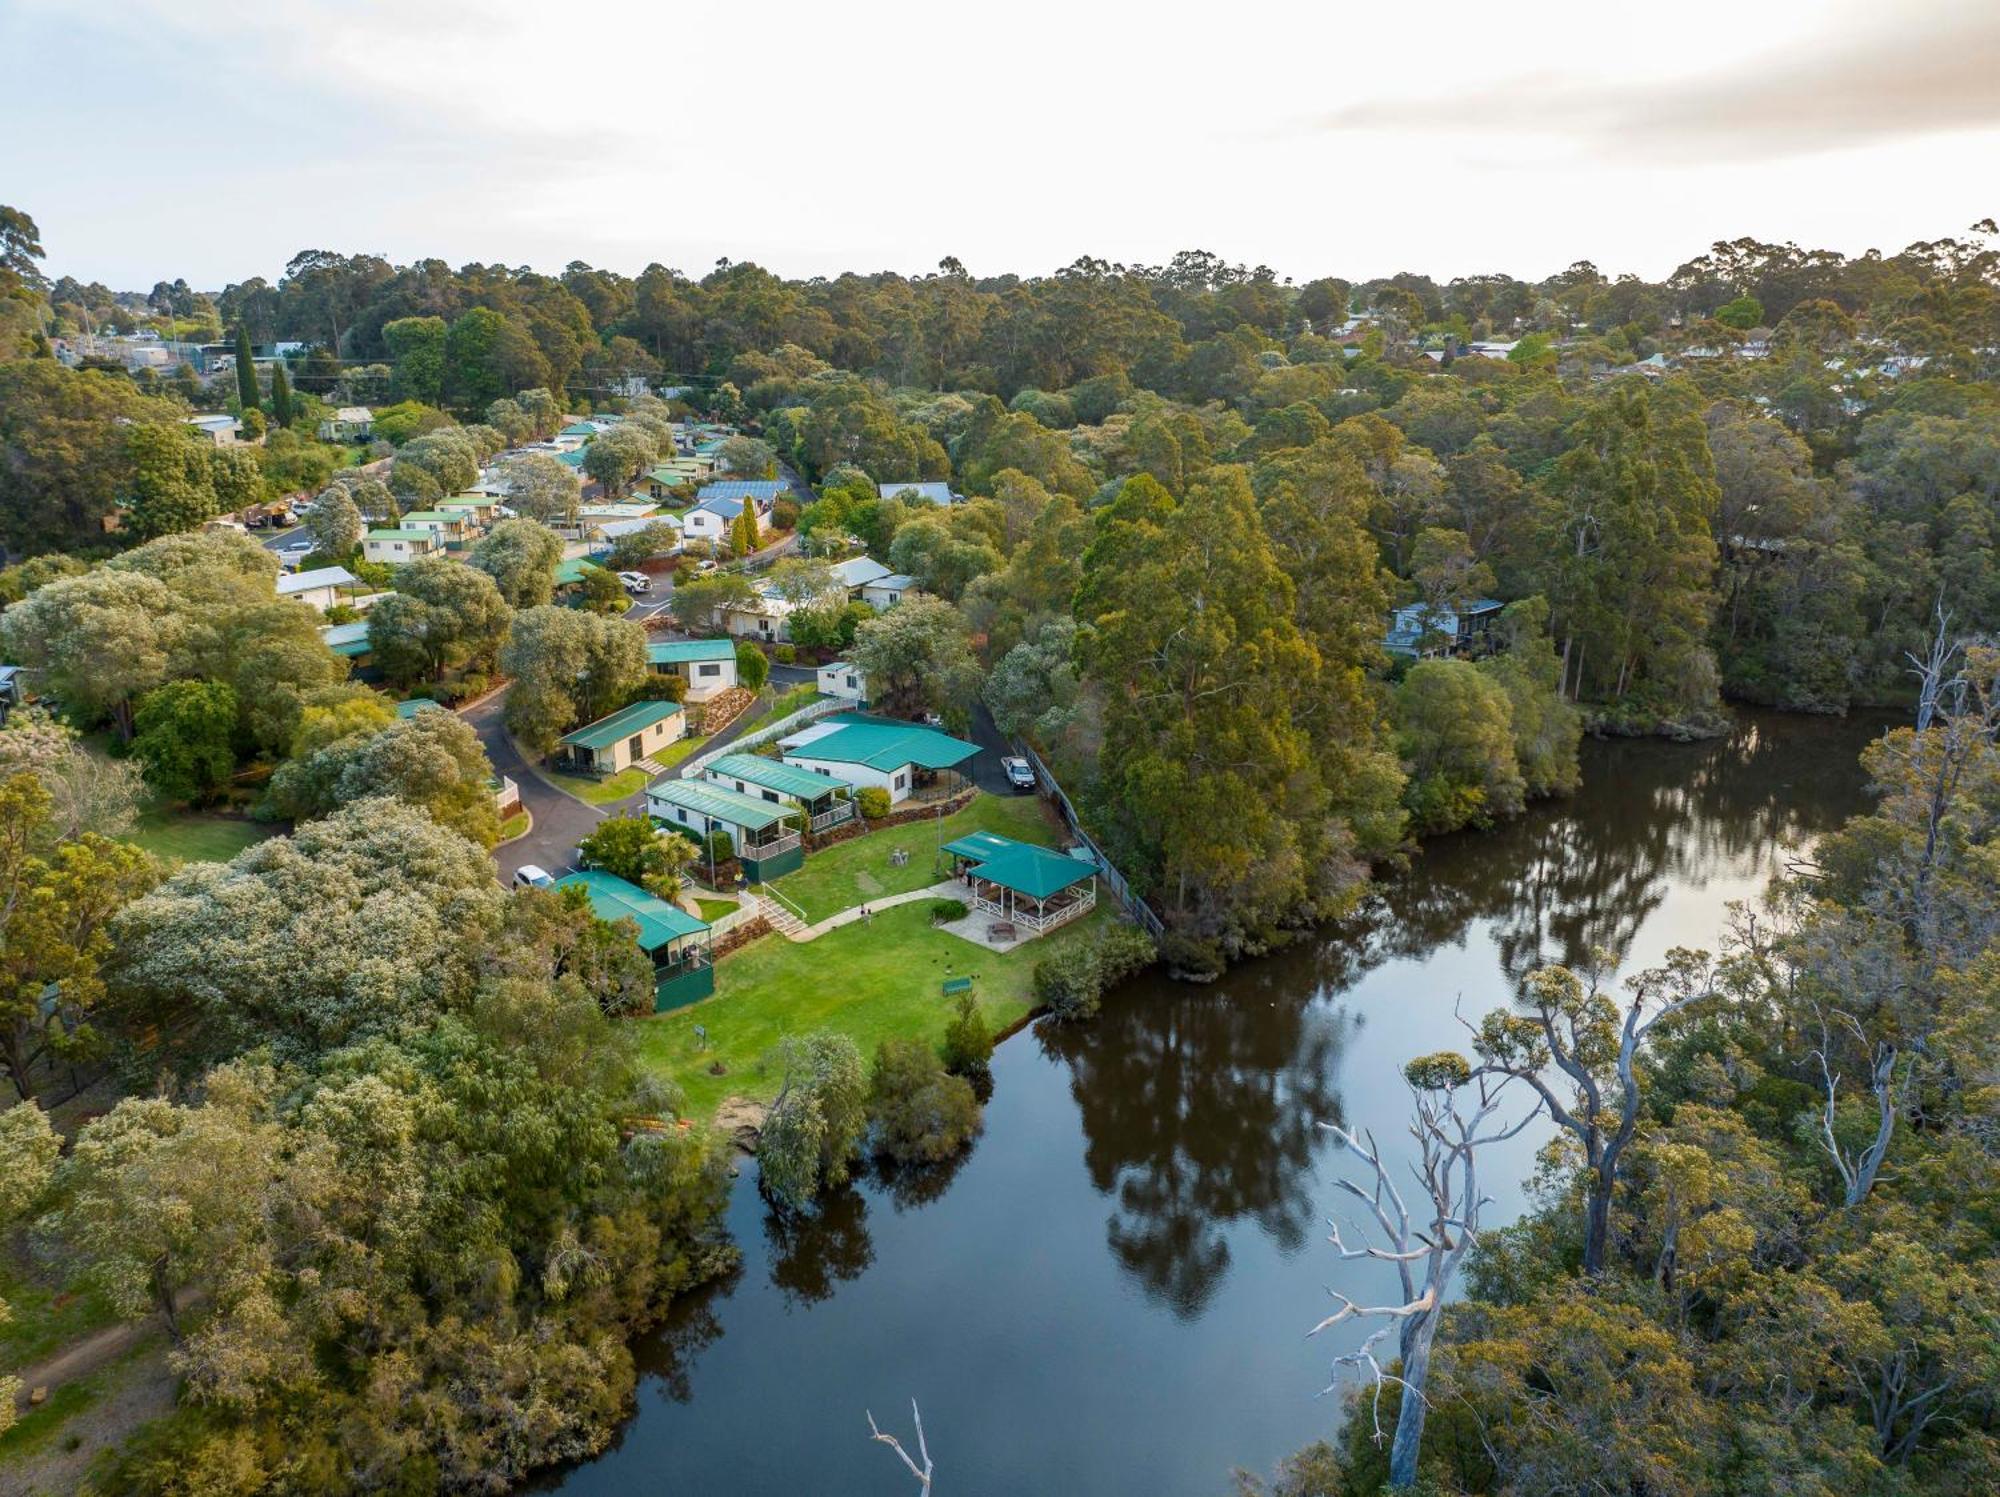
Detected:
[
  {"left": 1037, "top": 985, "right": 1358, "bottom": 1320},
  {"left": 765, "top": 1185, "right": 874, "bottom": 1308},
  {"left": 1048, "top": 710, "right": 1885, "bottom": 1321}
]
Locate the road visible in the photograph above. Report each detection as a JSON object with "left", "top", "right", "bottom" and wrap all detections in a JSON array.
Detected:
[{"left": 464, "top": 694, "right": 624, "bottom": 882}]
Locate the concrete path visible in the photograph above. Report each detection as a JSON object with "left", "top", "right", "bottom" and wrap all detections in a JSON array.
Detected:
[{"left": 786, "top": 880, "right": 962, "bottom": 942}]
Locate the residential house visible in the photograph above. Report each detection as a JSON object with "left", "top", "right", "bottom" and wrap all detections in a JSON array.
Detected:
[
  {"left": 594, "top": 513, "right": 682, "bottom": 553},
  {"left": 184, "top": 413, "right": 243, "bottom": 447},
  {"left": 555, "top": 870, "right": 713, "bottom": 1009},
  {"left": 646, "top": 778, "right": 804, "bottom": 880},
  {"left": 702, "top": 751, "right": 856, "bottom": 831},
  {"left": 828, "top": 556, "right": 892, "bottom": 593},
  {"left": 862, "top": 572, "right": 913, "bottom": 610},
  {"left": 277, "top": 565, "right": 358, "bottom": 613},
  {"left": 555, "top": 699, "right": 685, "bottom": 777},
  {"left": 779, "top": 713, "right": 979, "bottom": 807},
  {"left": 719, "top": 580, "right": 797, "bottom": 642},
  {"left": 552, "top": 556, "right": 609, "bottom": 600},
  {"left": 1384, "top": 598, "right": 1505, "bottom": 658},
  {"left": 684, "top": 488, "right": 774, "bottom": 546},
  {"left": 394, "top": 698, "right": 445, "bottom": 720},
  {"left": 320, "top": 620, "right": 373, "bottom": 666},
  {"left": 395, "top": 511, "right": 470, "bottom": 547},
  {"left": 628, "top": 465, "right": 701, "bottom": 503},
  {"left": 317, "top": 406, "right": 375, "bottom": 441},
  {"left": 817, "top": 660, "right": 867, "bottom": 705},
  {"left": 363, "top": 528, "right": 441, "bottom": 565},
  {"left": 877, "top": 480, "right": 956, "bottom": 507},
  {"left": 647, "top": 638, "right": 738, "bottom": 701}
]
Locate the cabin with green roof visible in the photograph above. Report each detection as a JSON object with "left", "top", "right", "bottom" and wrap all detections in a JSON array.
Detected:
[
  {"left": 646, "top": 777, "right": 805, "bottom": 881},
  {"left": 555, "top": 699, "right": 685, "bottom": 776},
  {"left": 362, "top": 528, "right": 441, "bottom": 564},
  {"left": 556, "top": 869, "right": 714, "bottom": 1009},
  {"left": 940, "top": 831, "right": 1098, "bottom": 935},
  {"left": 647, "top": 637, "right": 739, "bottom": 701},
  {"left": 703, "top": 751, "right": 856, "bottom": 831},
  {"left": 777, "top": 712, "right": 979, "bottom": 806}
]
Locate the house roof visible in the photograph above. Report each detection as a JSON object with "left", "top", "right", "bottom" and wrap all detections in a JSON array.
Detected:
[
  {"left": 395, "top": 698, "right": 444, "bottom": 719},
  {"left": 598, "top": 515, "right": 681, "bottom": 539},
  {"left": 877, "top": 480, "right": 955, "bottom": 506},
  {"left": 331, "top": 406, "right": 373, "bottom": 423},
  {"left": 278, "top": 565, "right": 356, "bottom": 595},
  {"left": 829, "top": 556, "right": 892, "bottom": 589},
  {"left": 556, "top": 869, "right": 707, "bottom": 952},
  {"left": 871, "top": 573, "right": 915, "bottom": 591},
  {"left": 705, "top": 753, "right": 850, "bottom": 800},
  {"left": 647, "top": 777, "right": 792, "bottom": 831},
  {"left": 559, "top": 699, "right": 683, "bottom": 750},
  {"left": 553, "top": 557, "right": 605, "bottom": 586},
  {"left": 320, "top": 621, "right": 372, "bottom": 656},
  {"left": 961, "top": 835, "right": 1095, "bottom": 902},
  {"left": 396, "top": 510, "right": 461, "bottom": 524},
  {"left": 696, "top": 479, "right": 785, "bottom": 507},
  {"left": 648, "top": 638, "right": 736, "bottom": 666},
  {"left": 940, "top": 829, "right": 1022, "bottom": 863},
  {"left": 781, "top": 713, "right": 978, "bottom": 773}
]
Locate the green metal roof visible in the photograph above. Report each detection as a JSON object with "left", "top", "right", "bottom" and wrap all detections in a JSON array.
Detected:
[
  {"left": 941, "top": 829, "right": 1021, "bottom": 863},
  {"left": 783, "top": 714, "right": 978, "bottom": 773},
  {"left": 396, "top": 510, "right": 462, "bottom": 524},
  {"left": 395, "top": 698, "right": 444, "bottom": 719},
  {"left": 965, "top": 837, "right": 1095, "bottom": 901},
  {"left": 367, "top": 528, "right": 436, "bottom": 542},
  {"left": 321, "top": 621, "right": 372, "bottom": 657},
  {"left": 648, "top": 638, "right": 736, "bottom": 666},
  {"left": 706, "top": 753, "right": 849, "bottom": 800},
  {"left": 553, "top": 557, "right": 604, "bottom": 586},
  {"left": 559, "top": 699, "right": 683, "bottom": 750},
  {"left": 647, "top": 778, "right": 792, "bottom": 831},
  {"left": 556, "top": 870, "right": 708, "bottom": 952}
]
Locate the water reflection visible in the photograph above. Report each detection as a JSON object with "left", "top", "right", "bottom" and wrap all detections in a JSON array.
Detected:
[
  {"left": 765, "top": 1187, "right": 874, "bottom": 1307},
  {"left": 1038, "top": 990, "right": 1358, "bottom": 1319}
]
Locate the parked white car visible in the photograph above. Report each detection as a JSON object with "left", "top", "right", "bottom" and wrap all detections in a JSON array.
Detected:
[
  {"left": 513, "top": 864, "right": 555, "bottom": 890},
  {"left": 617, "top": 571, "right": 651, "bottom": 593},
  {"left": 1002, "top": 756, "right": 1036, "bottom": 793}
]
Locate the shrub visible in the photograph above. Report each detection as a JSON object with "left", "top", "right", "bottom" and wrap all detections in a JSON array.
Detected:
[
  {"left": 857, "top": 786, "right": 891, "bottom": 820},
  {"left": 867, "top": 1037, "right": 982, "bottom": 1164},
  {"left": 735, "top": 641, "right": 770, "bottom": 692},
  {"left": 704, "top": 829, "right": 736, "bottom": 864},
  {"left": 1035, "top": 924, "right": 1158, "bottom": 1022},
  {"left": 760, "top": 1031, "right": 868, "bottom": 1208},
  {"left": 773, "top": 644, "right": 796, "bottom": 665},
  {"left": 939, "top": 990, "right": 993, "bottom": 1077},
  {"left": 929, "top": 897, "right": 969, "bottom": 924}
]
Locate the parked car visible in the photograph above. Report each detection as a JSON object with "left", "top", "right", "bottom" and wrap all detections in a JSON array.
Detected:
[
  {"left": 693, "top": 558, "right": 719, "bottom": 576},
  {"left": 513, "top": 864, "right": 555, "bottom": 890},
  {"left": 1002, "top": 756, "right": 1036, "bottom": 793},
  {"left": 617, "top": 571, "right": 651, "bottom": 593}
]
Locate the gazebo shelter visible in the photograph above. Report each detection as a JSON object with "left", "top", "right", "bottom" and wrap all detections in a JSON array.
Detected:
[
  {"left": 556, "top": 870, "right": 714, "bottom": 1010},
  {"left": 940, "top": 832, "right": 1097, "bottom": 936}
]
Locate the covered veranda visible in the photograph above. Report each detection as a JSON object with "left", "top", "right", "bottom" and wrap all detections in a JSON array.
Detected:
[{"left": 941, "top": 833, "right": 1098, "bottom": 937}]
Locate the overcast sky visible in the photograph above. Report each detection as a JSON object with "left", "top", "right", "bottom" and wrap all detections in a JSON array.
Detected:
[{"left": 6, "top": 0, "right": 1996, "bottom": 292}]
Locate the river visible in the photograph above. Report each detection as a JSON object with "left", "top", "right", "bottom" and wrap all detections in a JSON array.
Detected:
[{"left": 538, "top": 709, "right": 1887, "bottom": 1496}]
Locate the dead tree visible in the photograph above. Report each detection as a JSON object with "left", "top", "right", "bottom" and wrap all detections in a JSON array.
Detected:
[
  {"left": 1811, "top": 1007, "right": 1902, "bottom": 1207},
  {"left": 1471, "top": 952, "right": 1717, "bottom": 1274},
  {"left": 1307, "top": 1053, "right": 1540, "bottom": 1491},
  {"left": 866, "top": 1400, "right": 934, "bottom": 1495}
]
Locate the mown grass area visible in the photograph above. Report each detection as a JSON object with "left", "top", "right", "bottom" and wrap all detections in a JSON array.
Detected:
[
  {"left": 546, "top": 767, "right": 649, "bottom": 806},
  {"left": 694, "top": 898, "right": 737, "bottom": 924},
  {"left": 122, "top": 810, "right": 273, "bottom": 864},
  {"left": 0, "top": 1260, "right": 118, "bottom": 1369},
  {"left": 768, "top": 792, "right": 1055, "bottom": 923},
  {"left": 633, "top": 900, "right": 1105, "bottom": 1118},
  {"left": 737, "top": 684, "right": 822, "bottom": 737},
  {"left": 497, "top": 810, "right": 531, "bottom": 842},
  {"left": 654, "top": 734, "right": 708, "bottom": 770}
]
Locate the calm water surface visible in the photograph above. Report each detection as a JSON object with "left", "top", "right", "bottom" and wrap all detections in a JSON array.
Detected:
[{"left": 542, "top": 711, "right": 1886, "bottom": 1496}]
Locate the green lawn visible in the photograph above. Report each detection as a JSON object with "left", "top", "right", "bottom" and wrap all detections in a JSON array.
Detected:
[
  {"left": 497, "top": 810, "right": 531, "bottom": 842},
  {"left": 738, "top": 684, "right": 822, "bottom": 737},
  {"left": 655, "top": 733, "right": 708, "bottom": 770},
  {"left": 123, "top": 810, "right": 273, "bottom": 864},
  {"left": 547, "top": 766, "right": 649, "bottom": 805},
  {"left": 634, "top": 900, "right": 1105, "bottom": 1118},
  {"left": 694, "top": 898, "right": 737, "bottom": 924},
  {"left": 769, "top": 792, "right": 1055, "bottom": 923}
]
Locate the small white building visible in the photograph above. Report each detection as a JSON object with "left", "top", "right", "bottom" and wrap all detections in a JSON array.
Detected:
[
  {"left": 362, "top": 528, "right": 441, "bottom": 565},
  {"left": 646, "top": 638, "right": 738, "bottom": 701},
  {"left": 817, "top": 661, "right": 868, "bottom": 704},
  {"left": 683, "top": 490, "right": 772, "bottom": 546},
  {"left": 862, "top": 572, "right": 913, "bottom": 610},
  {"left": 276, "top": 565, "right": 357, "bottom": 613},
  {"left": 184, "top": 414, "right": 243, "bottom": 447},
  {"left": 318, "top": 406, "right": 375, "bottom": 441}
]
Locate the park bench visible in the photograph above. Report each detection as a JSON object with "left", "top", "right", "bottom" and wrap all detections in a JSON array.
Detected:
[{"left": 941, "top": 975, "right": 974, "bottom": 997}]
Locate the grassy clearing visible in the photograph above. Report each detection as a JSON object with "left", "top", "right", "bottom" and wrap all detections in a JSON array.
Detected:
[
  {"left": 634, "top": 899, "right": 1105, "bottom": 1118},
  {"left": 694, "top": 898, "right": 737, "bottom": 924},
  {"left": 122, "top": 810, "right": 272, "bottom": 864},
  {"left": 769, "top": 793, "right": 1054, "bottom": 923},
  {"left": 653, "top": 733, "right": 708, "bottom": 770},
  {"left": 546, "top": 767, "right": 649, "bottom": 806},
  {"left": 738, "top": 684, "right": 822, "bottom": 737},
  {"left": 0, "top": 1262, "right": 118, "bottom": 1369}
]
